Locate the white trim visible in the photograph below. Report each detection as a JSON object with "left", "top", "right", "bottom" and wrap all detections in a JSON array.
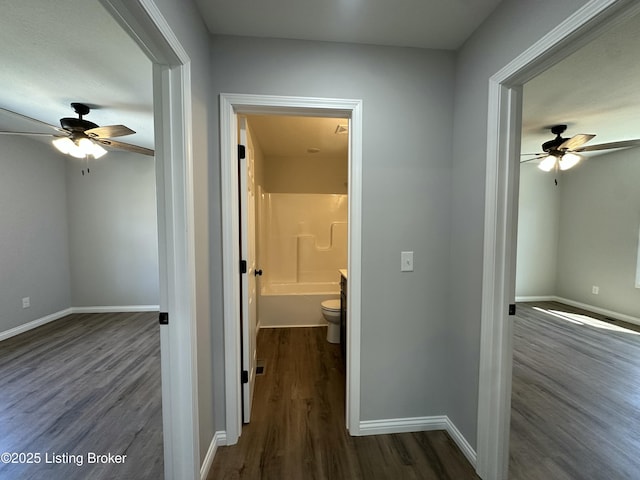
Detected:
[
  {"left": 199, "top": 431, "right": 227, "bottom": 480},
  {"left": 98, "top": 1, "right": 200, "bottom": 479},
  {"left": 71, "top": 305, "right": 160, "bottom": 313},
  {"left": 0, "top": 306, "right": 160, "bottom": 341},
  {"left": 447, "top": 418, "right": 478, "bottom": 468},
  {"left": 478, "top": 1, "right": 640, "bottom": 479},
  {"left": 0, "top": 308, "right": 73, "bottom": 341},
  {"left": 220, "top": 93, "right": 363, "bottom": 444},
  {"left": 359, "top": 415, "right": 448, "bottom": 435},
  {"left": 514, "top": 296, "right": 556, "bottom": 302},
  {"left": 260, "top": 323, "right": 326, "bottom": 329},
  {"left": 359, "top": 416, "right": 476, "bottom": 467},
  {"left": 552, "top": 296, "right": 640, "bottom": 327},
  {"left": 516, "top": 297, "right": 640, "bottom": 326}
]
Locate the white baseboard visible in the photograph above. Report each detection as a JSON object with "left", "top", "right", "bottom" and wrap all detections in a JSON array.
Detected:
[
  {"left": 515, "top": 295, "right": 640, "bottom": 327},
  {"left": 200, "top": 431, "right": 227, "bottom": 480},
  {"left": 259, "top": 323, "right": 326, "bottom": 329},
  {"left": 70, "top": 305, "right": 160, "bottom": 314},
  {"left": 554, "top": 296, "right": 640, "bottom": 327},
  {"left": 359, "top": 415, "right": 476, "bottom": 468},
  {"left": 1, "top": 305, "right": 161, "bottom": 342},
  {"left": 0, "top": 308, "right": 73, "bottom": 342},
  {"left": 515, "top": 295, "right": 555, "bottom": 302},
  {"left": 444, "top": 416, "right": 477, "bottom": 468},
  {"left": 359, "top": 415, "right": 448, "bottom": 435}
]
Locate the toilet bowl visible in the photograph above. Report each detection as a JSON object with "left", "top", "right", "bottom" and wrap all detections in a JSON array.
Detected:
[{"left": 321, "top": 299, "right": 341, "bottom": 344}]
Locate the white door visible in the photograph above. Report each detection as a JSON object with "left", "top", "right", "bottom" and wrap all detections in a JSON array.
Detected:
[{"left": 239, "top": 117, "right": 258, "bottom": 423}]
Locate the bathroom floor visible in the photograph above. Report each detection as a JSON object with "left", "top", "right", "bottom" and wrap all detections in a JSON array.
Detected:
[{"left": 210, "top": 327, "right": 478, "bottom": 479}]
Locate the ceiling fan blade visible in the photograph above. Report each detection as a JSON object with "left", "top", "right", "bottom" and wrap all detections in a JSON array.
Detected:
[
  {"left": 559, "top": 133, "right": 595, "bottom": 151},
  {"left": 96, "top": 138, "right": 154, "bottom": 156},
  {"left": 0, "top": 131, "right": 66, "bottom": 137},
  {"left": 0, "top": 107, "right": 64, "bottom": 133},
  {"left": 574, "top": 139, "right": 640, "bottom": 152},
  {"left": 85, "top": 124, "right": 136, "bottom": 139},
  {"left": 521, "top": 152, "right": 544, "bottom": 156},
  {"left": 520, "top": 155, "right": 545, "bottom": 163}
]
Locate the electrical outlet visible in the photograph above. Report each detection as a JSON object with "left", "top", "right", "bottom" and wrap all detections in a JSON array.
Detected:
[
  {"left": 22, "top": 297, "right": 30, "bottom": 308},
  {"left": 592, "top": 285, "right": 599, "bottom": 295}
]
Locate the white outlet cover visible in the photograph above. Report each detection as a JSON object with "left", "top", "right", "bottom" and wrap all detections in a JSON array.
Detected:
[{"left": 401, "top": 251, "right": 414, "bottom": 272}]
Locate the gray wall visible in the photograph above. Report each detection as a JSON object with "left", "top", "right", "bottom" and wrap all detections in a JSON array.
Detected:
[
  {"left": 516, "top": 164, "right": 561, "bottom": 297},
  {"left": 210, "top": 35, "right": 455, "bottom": 423},
  {"left": 0, "top": 134, "right": 159, "bottom": 335},
  {"left": 66, "top": 151, "right": 159, "bottom": 307},
  {"left": 556, "top": 148, "right": 640, "bottom": 318},
  {"left": 450, "top": 0, "right": 590, "bottom": 449},
  {"left": 516, "top": 148, "right": 640, "bottom": 321},
  {"left": 149, "top": 0, "right": 606, "bottom": 464},
  {"left": 0, "top": 136, "right": 71, "bottom": 332}
]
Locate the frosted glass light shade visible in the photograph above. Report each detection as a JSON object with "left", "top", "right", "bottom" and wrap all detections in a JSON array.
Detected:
[
  {"left": 52, "top": 137, "right": 74, "bottom": 154},
  {"left": 538, "top": 155, "right": 556, "bottom": 172},
  {"left": 559, "top": 152, "right": 581, "bottom": 170},
  {"left": 52, "top": 136, "right": 107, "bottom": 159}
]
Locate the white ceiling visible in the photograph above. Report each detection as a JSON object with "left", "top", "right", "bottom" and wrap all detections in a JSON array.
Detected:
[
  {"left": 1, "top": 1, "right": 639, "bottom": 163},
  {"left": 195, "top": 0, "right": 504, "bottom": 50},
  {"left": 521, "top": 12, "right": 640, "bottom": 160},
  {"left": 0, "top": 1, "right": 153, "bottom": 151}
]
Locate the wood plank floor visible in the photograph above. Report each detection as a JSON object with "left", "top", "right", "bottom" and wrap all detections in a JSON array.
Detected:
[
  {"left": 210, "top": 327, "right": 479, "bottom": 480},
  {"left": 510, "top": 301, "right": 640, "bottom": 480},
  {"left": 0, "top": 312, "right": 163, "bottom": 480}
]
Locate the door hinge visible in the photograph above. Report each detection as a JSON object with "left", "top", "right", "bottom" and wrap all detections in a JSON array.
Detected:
[
  {"left": 159, "top": 312, "right": 169, "bottom": 325},
  {"left": 241, "top": 370, "right": 249, "bottom": 384},
  {"left": 508, "top": 304, "right": 516, "bottom": 316},
  {"left": 240, "top": 260, "right": 247, "bottom": 274},
  {"left": 238, "top": 144, "right": 246, "bottom": 160}
]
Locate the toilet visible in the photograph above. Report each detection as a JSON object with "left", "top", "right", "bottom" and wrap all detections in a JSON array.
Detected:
[{"left": 321, "top": 299, "right": 341, "bottom": 343}]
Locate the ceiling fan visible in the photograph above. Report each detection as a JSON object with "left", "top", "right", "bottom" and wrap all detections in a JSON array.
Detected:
[
  {"left": 521, "top": 124, "right": 640, "bottom": 172},
  {"left": 0, "top": 102, "right": 154, "bottom": 158}
]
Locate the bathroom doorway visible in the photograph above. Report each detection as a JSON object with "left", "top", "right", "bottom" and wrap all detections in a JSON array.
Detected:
[
  {"left": 220, "top": 93, "right": 363, "bottom": 445},
  {"left": 240, "top": 113, "right": 349, "bottom": 421}
]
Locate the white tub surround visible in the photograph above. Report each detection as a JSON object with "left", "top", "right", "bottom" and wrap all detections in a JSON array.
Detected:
[
  {"left": 259, "top": 281, "right": 339, "bottom": 328},
  {"left": 258, "top": 193, "right": 347, "bottom": 328}
]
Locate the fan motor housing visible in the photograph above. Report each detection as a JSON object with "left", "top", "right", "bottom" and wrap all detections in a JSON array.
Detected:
[
  {"left": 542, "top": 137, "right": 565, "bottom": 153},
  {"left": 542, "top": 124, "right": 568, "bottom": 153},
  {"left": 60, "top": 117, "right": 99, "bottom": 132}
]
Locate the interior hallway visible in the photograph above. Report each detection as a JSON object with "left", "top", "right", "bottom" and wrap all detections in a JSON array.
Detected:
[{"left": 210, "top": 327, "right": 478, "bottom": 479}]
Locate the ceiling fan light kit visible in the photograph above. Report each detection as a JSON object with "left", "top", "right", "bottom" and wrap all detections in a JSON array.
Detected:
[
  {"left": 52, "top": 135, "right": 107, "bottom": 159},
  {"left": 523, "top": 124, "right": 640, "bottom": 177},
  {"left": 538, "top": 151, "right": 581, "bottom": 172},
  {"left": 0, "top": 102, "right": 154, "bottom": 167}
]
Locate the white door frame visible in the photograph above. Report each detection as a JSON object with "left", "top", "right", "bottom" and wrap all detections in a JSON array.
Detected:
[
  {"left": 220, "top": 93, "right": 363, "bottom": 444},
  {"left": 99, "top": 1, "right": 199, "bottom": 479},
  {"left": 477, "top": 1, "right": 640, "bottom": 478}
]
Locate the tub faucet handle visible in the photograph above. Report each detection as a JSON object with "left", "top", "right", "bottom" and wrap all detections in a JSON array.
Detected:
[{"left": 254, "top": 269, "right": 263, "bottom": 277}]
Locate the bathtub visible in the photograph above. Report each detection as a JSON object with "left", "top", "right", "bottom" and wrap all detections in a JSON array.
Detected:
[{"left": 259, "top": 282, "right": 340, "bottom": 328}]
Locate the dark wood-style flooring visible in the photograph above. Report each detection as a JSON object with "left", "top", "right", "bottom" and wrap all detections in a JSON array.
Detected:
[
  {"left": 210, "top": 327, "right": 479, "bottom": 480},
  {"left": 510, "top": 301, "right": 640, "bottom": 480},
  {"left": 0, "top": 312, "right": 163, "bottom": 480}
]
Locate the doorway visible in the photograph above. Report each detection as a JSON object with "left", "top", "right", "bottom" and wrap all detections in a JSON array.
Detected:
[
  {"left": 220, "top": 93, "right": 363, "bottom": 445},
  {"left": 510, "top": 8, "right": 640, "bottom": 477},
  {"left": 99, "top": 1, "right": 201, "bottom": 478},
  {"left": 477, "top": 1, "right": 640, "bottom": 478},
  {"left": 239, "top": 113, "right": 350, "bottom": 422}
]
